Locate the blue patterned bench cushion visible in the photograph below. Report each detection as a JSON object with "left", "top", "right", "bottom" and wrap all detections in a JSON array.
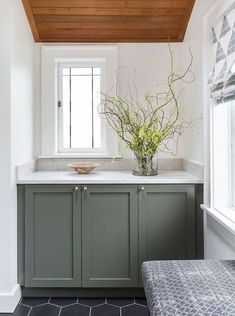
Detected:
[{"left": 142, "top": 260, "right": 235, "bottom": 316}]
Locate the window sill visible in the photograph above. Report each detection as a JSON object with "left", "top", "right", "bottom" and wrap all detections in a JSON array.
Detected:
[
  {"left": 37, "top": 153, "right": 122, "bottom": 159},
  {"left": 201, "top": 204, "right": 235, "bottom": 235}
]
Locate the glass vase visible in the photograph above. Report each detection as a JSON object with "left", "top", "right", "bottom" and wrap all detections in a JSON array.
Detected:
[{"left": 132, "top": 153, "right": 158, "bottom": 176}]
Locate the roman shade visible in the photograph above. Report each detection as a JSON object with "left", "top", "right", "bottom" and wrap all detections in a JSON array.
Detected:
[{"left": 209, "top": 3, "right": 235, "bottom": 104}]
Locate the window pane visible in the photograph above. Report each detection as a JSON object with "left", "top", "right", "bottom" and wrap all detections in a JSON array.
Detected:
[
  {"left": 71, "top": 68, "right": 92, "bottom": 76},
  {"left": 93, "top": 75, "right": 101, "bottom": 148},
  {"left": 60, "top": 65, "right": 102, "bottom": 151},
  {"left": 231, "top": 103, "right": 235, "bottom": 207},
  {"left": 71, "top": 75, "right": 93, "bottom": 148},
  {"left": 62, "top": 76, "right": 70, "bottom": 149},
  {"left": 213, "top": 103, "right": 230, "bottom": 209}
]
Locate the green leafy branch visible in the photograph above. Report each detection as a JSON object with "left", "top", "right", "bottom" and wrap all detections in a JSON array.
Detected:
[{"left": 99, "top": 45, "right": 195, "bottom": 158}]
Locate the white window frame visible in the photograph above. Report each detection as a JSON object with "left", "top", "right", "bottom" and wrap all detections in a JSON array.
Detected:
[
  {"left": 40, "top": 45, "right": 119, "bottom": 158},
  {"left": 202, "top": 0, "right": 235, "bottom": 235},
  {"left": 210, "top": 101, "right": 235, "bottom": 223},
  {"left": 57, "top": 60, "right": 106, "bottom": 154}
]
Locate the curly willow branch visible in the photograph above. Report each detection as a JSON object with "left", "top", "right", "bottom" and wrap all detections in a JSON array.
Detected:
[{"left": 98, "top": 45, "right": 195, "bottom": 157}]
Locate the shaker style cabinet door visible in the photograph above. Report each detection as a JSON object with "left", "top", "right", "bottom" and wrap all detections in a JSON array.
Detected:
[
  {"left": 82, "top": 185, "right": 138, "bottom": 288},
  {"left": 139, "top": 185, "right": 196, "bottom": 267},
  {"left": 24, "top": 185, "right": 82, "bottom": 287}
]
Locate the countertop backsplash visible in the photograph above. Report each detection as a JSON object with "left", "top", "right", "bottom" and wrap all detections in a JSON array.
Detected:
[
  {"left": 16, "top": 158, "right": 203, "bottom": 181},
  {"left": 36, "top": 157, "right": 183, "bottom": 172}
]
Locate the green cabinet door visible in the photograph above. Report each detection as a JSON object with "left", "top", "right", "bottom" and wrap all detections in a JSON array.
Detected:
[
  {"left": 25, "top": 185, "right": 81, "bottom": 287},
  {"left": 139, "top": 185, "right": 196, "bottom": 268},
  {"left": 82, "top": 185, "right": 138, "bottom": 288}
]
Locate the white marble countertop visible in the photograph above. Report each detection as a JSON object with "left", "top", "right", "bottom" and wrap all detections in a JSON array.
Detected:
[{"left": 17, "top": 170, "right": 203, "bottom": 184}]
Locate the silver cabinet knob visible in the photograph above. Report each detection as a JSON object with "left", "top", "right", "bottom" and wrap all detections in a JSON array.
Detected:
[
  {"left": 73, "top": 186, "right": 79, "bottom": 192},
  {"left": 83, "top": 186, "right": 88, "bottom": 192},
  {"left": 140, "top": 186, "right": 145, "bottom": 192}
]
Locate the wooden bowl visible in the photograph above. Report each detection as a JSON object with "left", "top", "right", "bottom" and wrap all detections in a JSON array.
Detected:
[{"left": 68, "top": 163, "right": 98, "bottom": 174}]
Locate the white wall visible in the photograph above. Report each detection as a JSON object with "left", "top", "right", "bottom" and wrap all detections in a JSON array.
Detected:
[
  {"left": 0, "top": 0, "right": 13, "bottom": 302},
  {"left": 0, "top": 0, "right": 34, "bottom": 312},
  {"left": 179, "top": 0, "right": 214, "bottom": 164},
  {"left": 11, "top": 0, "right": 34, "bottom": 165},
  {"left": 205, "top": 216, "right": 235, "bottom": 259}
]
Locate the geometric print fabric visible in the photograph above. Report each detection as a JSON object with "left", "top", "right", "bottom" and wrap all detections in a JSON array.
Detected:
[
  {"left": 209, "top": 3, "right": 235, "bottom": 85},
  {"left": 209, "top": 3, "right": 235, "bottom": 103},
  {"left": 142, "top": 260, "right": 235, "bottom": 316}
]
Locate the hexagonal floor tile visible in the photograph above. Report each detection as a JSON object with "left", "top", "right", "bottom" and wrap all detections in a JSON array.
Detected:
[
  {"left": 122, "top": 304, "right": 149, "bottom": 316},
  {"left": 21, "top": 297, "right": 49, "bottom": 307},
  {"left": 60, "top": 303, "right": 90, "bottom": 316},
  {"left": 14, "top": 304, "right": 30, "bottom": 316},
  {"left": 135, "top": 298, "right": 148, "bottom": 306},
  {"left": 78, "top": 298, "right": 105, "bottom": 307},
  {"left": 49, "top": 297, "right": 77, "bottom": 307},
  {"left": 91, "top": 304, "right": 120, "bottom": 316},
  {"left": 30, "top": 304, "right": 60, "bottom": 316},
  {"left": 107, "top": 298, "right": 134, "bottom": 307}
]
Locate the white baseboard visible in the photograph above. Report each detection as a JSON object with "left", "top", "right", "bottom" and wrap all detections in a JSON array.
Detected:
[{"left": 0, "top": 284, "right": 21, "bottom": 313}]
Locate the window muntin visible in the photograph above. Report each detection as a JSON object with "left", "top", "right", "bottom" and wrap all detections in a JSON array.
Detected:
[{"left": 58, "top": 62, "right": 104, "bottom": 153}]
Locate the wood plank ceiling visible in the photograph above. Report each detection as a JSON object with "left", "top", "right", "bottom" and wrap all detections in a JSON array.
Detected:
[{"left": 22, "top": 0, "right": 195, "bottom": 43}]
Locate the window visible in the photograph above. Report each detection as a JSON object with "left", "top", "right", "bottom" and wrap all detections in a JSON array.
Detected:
[
  {"left": 40, "top": 45, "right": 118, "bottom": 157},
  {"left": 58, "top": 62, "right": 104, "bottom": 153},
  {"left": 205, "top": 2, "right": 235, "bottom": 229},
  {"left": 211, "top": 100, "right": 235, "bottom": 222}
]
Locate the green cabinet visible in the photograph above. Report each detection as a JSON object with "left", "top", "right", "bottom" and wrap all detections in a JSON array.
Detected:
[
  {"left": 24, "top": 185, "right": 82, "bottom": 287},
  {"left": 18, "top": 183, "right": 200, "bottom": 290},
  {"left": 139, "top": 185, "right": 195, "bottom": 266},
  {"left": 82, "top": 185, "right": 138, "bottom": 287}
]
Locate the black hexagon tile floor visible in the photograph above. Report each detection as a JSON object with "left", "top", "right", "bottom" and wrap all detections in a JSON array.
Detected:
[
  {"left": 29, "top": 304, "right": 60, "bottom": 316},
  {"left": 0, "top": 297, "right": 149, "bottom": 316},
  {"left": 49, "top": 297, "right": 78, "bottom": 307},
  {"left": 60, "top": 303, "right": 90, "bottom": 316},
  {"left": 107, "top": 298, "right": 134, "bottom": 307},
  {"left": 21, "top": 298, "right": 49, "bottom": 307},
  {"left": 78, "top": 298, "right": 105, "bottom": 307}
]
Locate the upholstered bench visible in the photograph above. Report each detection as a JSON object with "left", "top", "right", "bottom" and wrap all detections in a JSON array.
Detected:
[{"left": 142, "top": 260, "right": 235, "bottom": 316}]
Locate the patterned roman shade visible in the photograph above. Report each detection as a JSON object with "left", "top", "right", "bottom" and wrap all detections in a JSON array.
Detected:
[{"left": 209, "top": 3, "right": 235, "bottom": 104}]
